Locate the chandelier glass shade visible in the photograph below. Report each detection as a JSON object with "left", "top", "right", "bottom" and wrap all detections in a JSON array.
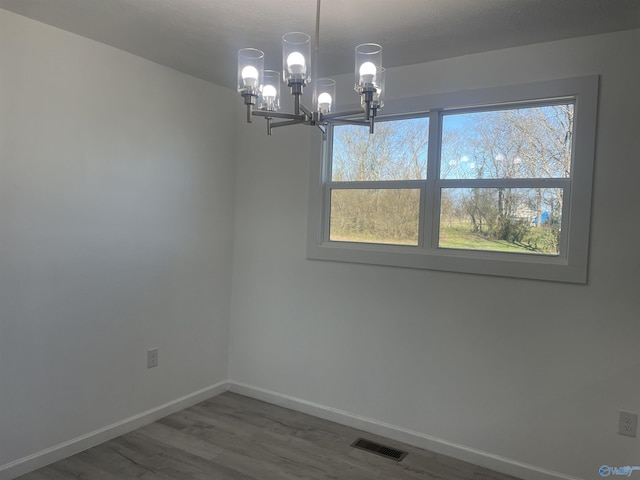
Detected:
[{"left": 236, "top": 0, "right": 385, "bottom": 137}]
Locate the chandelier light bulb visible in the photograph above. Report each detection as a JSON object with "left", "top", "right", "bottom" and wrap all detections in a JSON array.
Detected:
[
  {"left": 259, "top": 70, "right": 280, "bottom": 111},
  {"left": 241, "top": 65, "right": 259, "bottom": 88},
  {"left": 318, "top": 92, "right": 332, "bottom": 113},
  {"left": 287, "top": 52, "right": 307, "bottom": 75},
  {"left": 262, "top": 84, "right": 277, "bottom": 100},
  {"left": 359, "top": 62, "right": 377, "bottom": 85}
]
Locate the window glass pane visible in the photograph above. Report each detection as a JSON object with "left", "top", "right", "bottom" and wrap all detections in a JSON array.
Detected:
[
  {"left": 439, "top": 188, "right": 563, "bottom": 255},
  {"left": 441, "top": 104, "right": 574, "bottom": 180},
  {"left": 331, "top": 118, "right": 429, "bottom": 181},
  {"left": 330, "top": 189, "right": 420, "bottom": 246}
]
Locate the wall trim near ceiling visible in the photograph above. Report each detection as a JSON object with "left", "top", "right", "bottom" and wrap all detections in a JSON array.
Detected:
[
  {"left": 0, "top": 381, "right": 229, "bottom": 480},
  {"left": 227, "top": 381, "right": 582, "bottom": 480}
]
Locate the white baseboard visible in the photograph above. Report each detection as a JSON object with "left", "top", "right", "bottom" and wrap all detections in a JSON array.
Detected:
[
  {"left": 227, "top": 381, "right": 582, "bottom": 480},
  {"left": 0, "top": 381, "right": 229, "bottom": 480},
  {"left": 2, "top": 380, "right": 581, "bottom": 480}
]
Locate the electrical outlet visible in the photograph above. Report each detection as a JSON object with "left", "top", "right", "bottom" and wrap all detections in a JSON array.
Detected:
[
  {"left": 147, "top": 348, "right": 159, "bottom": 369},
  {"left": 618, "top": 410, "right": 638, "bottom": 438}
]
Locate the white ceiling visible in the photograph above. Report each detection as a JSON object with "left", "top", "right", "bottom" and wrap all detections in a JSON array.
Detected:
[{"left": 1, "top": 0, "right": 639, "bottom": 89}]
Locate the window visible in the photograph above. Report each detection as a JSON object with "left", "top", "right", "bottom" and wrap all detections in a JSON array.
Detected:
[{"left": 307, "top": 76, "right": 598, "bottom": 283}]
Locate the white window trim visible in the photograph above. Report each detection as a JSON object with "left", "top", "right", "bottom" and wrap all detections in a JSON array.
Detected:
[{"left": 307, "top": 75, "right": 599, "bottom": 283}]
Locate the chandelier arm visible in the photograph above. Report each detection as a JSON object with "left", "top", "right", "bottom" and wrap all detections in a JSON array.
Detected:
[
  {"left": 270, "top": 119, "right": 309, "bottom": 129},
  {"left": 299, "top": 103, "right": 313, "bottom": 118},
  {"left": 252, "top": 110, "right": 305, "bottom": 121},
  {"left": 322, "top": 109, "right": 367, "bottom": 120},
  {"left": 325, "top": 118, "right": 370, "bottom": 126}
]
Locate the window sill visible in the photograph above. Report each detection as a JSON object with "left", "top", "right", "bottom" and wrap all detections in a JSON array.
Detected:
[{"left": 306, "top": 240, "right": 587, "bottom": 283}]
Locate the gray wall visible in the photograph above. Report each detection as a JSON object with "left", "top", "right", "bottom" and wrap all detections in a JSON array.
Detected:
[
  {"left": 0, "top": 9, "right": 235, "bottom": 467},
  {"left": 229, "top": 29, "right": 640, "bottom": 480}
]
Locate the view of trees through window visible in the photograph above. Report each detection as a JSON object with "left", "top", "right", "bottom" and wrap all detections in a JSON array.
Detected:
[
  {"left": 329, "top": 103, "right": 574, "bottom": 255},
  {"left": 330, "top": 118, "right": 427, "bottom": 245}
]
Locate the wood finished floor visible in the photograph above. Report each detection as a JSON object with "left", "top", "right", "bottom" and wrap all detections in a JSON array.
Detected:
[{"left": 18, "top": 392, "right": 522, "bottom": 480}]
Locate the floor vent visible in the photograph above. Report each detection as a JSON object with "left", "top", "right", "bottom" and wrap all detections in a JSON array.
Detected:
[{"left": 351, "top": 438, "right": 408, "bottom": 462}]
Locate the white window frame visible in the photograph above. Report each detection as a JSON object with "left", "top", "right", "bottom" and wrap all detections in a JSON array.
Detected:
[{"left": 307, "top": 76, "right": 599, "bottom": 283}]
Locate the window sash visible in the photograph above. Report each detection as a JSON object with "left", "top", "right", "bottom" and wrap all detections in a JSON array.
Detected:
[
  {"left": 324, "top": 181, "right": 427, "bottom": 245},
  {"left": 325, "top": 180, "right": 571, "bottom": 253}
]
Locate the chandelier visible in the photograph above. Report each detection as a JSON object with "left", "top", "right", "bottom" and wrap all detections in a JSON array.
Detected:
[{"left": 236, "top": 0, "right": 384, "bottom": 138}]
